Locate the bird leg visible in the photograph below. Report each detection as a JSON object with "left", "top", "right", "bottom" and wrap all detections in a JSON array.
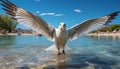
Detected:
[
  {"left": 62, "top": 46, "right": 65, "bottom": 55},
  {"left": 57, "top": 46, "right": 62, "bottom": 55}
]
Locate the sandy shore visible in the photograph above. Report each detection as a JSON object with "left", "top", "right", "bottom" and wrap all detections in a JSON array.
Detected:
[
  {"left": 86, "top": 32, "right": 120, "bottom": 36},
  {"left": 0, "top": 32, "right": 120, "bottom": 36},
  {"left": 0, "top": 33, "right": 35, "bottom": 36}
]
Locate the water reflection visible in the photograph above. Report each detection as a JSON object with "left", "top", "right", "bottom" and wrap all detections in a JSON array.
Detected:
[
  {"left": 54, "top": 55, "right": 88, "bottom": 69},
  {"left": 0, "top": 36, "right": 120, "bottom": 69},
  {"left": 87, "top": 36, "right": 120, "bottom": 46},
  {"left": 88, "top": 36, "right": 120, "bottom": 42},
  {"left": 69, "top": 54, "right": 112, "bottom": 69},
  {"left": 0, "top": 36, "right": 16, "bottom": 48}
]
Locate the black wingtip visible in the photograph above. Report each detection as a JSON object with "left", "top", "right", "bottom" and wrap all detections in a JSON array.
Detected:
[
  {"left": 0, "top": 0, "right": 8, "bottom": 3},
  {"left": 108, "top": 11, "right": 119, "bottom": 17},
  {"left": 107, "top": 11, "right": 119, "bottom": 22},
  {"left": 0, "top": 0, "right": 3, "bottom": 2},
  {"left": 0, "top": 0, "right": 18, "bottom": 15},
  {"left": 0, "top": 0, "right": 17, "bottom": 7},
  {"left": 104, "top": 11, "right": 119, "bottom": 25}
]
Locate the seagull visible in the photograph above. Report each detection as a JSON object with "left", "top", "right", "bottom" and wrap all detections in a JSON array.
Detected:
[{"left": 0, "top": 0, "right": 119, "bottom": 55}]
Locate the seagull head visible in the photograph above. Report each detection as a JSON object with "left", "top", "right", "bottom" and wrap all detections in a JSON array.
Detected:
[{"left": 59, "top": 22, "right": 66, "bottom": 31}]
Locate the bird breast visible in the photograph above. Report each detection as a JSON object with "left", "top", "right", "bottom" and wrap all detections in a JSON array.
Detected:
[
  {"left": 55, "top": 29, "right": 67, "bottom": 38},
  {"left": 55, "top": 29, "right": 67, "bottom": 47}
]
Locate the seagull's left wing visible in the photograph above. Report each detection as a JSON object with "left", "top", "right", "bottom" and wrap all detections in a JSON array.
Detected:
[
  {"left": 67, "top": 11, "right": 119, "bottom": 40},
  {"left": 0, "top": 0, "right": 56, "bottom": 41}
]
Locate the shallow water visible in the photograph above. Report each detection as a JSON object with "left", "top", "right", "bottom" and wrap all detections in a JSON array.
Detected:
[{"left": 0, "top": 35, "right": 120, "bottom": 69}]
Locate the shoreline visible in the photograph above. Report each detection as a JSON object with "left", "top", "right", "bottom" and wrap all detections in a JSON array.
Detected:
[
  {"left": 86, "top": 32, "right": 120, "bottom": 36},
  {"left": 0, "top": 33, "right": 34, "bottom": 36},
  {"left": 0, "top": 32, "right": 120, "bottom": 36},
  {"left": 0, "top": 33, "right": 41, "bottom": 36}
]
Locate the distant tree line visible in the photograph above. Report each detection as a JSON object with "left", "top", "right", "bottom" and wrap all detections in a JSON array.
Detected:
[
  {"left": 94, "top": 24, "right": 120, "bottom": 33},
  {"left": 0, "top": 14, "right": 17, "bottom": 34}
]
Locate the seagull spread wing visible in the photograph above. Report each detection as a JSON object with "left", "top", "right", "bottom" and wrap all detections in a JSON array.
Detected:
[
  {"left": 67, "top": 11, "right": 119, "bottom": 40},
  {"left": 1, "top": 0, "right": 55, "bottom": 41}
]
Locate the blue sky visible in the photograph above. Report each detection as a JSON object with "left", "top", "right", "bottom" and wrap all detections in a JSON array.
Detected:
[{"left": 0, "top": 0, "right": 120, "bottom": 29}]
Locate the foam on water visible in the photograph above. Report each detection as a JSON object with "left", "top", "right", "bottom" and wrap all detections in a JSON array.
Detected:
[
  {"left": 0, "top": 45, "right": 71, "bottom": 68},
  {"left": 15, "top": 52, "right": 54, "bottom": 66}
]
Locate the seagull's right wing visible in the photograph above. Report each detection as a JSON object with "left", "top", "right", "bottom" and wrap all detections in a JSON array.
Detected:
[
  {"left": 0, "top": 0, "right": 55, "bottom": 41},
  {"left": 67, "top": 11, "right": 119, "bottom": 41}
]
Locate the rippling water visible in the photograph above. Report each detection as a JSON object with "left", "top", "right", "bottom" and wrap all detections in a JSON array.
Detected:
[{"left": 0, "top": 35, "right": 120, "bottom": 69}]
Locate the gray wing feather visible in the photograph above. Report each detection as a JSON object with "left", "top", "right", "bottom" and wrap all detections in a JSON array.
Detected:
[
  {"left": 68, "top": 11, "right": 119, "bottom": 40},
  {"left": 1, "top": 0, "right": 55, "bottom": 41}
]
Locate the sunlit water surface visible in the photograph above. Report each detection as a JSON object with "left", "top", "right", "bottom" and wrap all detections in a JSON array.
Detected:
[{"left": 0, "top": 35, "right": 120, "bottom": 69}]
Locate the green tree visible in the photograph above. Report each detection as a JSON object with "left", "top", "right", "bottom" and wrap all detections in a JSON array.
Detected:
[
  {"left": 99, "top": 26, "right": 109, "bottom": 32},
  {"left": 109, "top": 24, "right": 120, "bottom": 32},
  {"left": 0, "top": 14, "right": 17, "bottom": 33},
  {"left": 98, "top": 24, "right": 120, "bottom": 32}
]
